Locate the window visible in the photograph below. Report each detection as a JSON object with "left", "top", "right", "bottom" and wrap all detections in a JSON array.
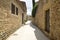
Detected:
[
  {"left": 45, "top": 9, "right": 50, "bottom": 33},
  {"left": 11, "top": 3, "right": 19, "bottom": 15},
  {"left": 16, "top": 7, "right": 18, "bottom": 15},
  {"left": 11, "top": 4, "right": 15, "bottom": 14}
]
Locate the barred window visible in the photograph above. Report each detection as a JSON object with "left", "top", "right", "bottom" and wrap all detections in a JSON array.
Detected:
[
  {"left": 11, "top": 4, "right": 15, "bottom": 14},
  {"left": 16, "top": 7, "right": 18, "bottom": 15}
]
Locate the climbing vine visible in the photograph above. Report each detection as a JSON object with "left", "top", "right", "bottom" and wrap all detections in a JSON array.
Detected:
[{"left": 32, "top": 3, "right": 38, "bottom": 17}]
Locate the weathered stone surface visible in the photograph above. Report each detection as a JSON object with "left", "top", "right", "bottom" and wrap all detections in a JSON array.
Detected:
[
  {"left": 32, "top": 0, "right": 60, "bottom": 40},
  {"left": 0, "top": 0, "right": 24, "bottom": 40}
]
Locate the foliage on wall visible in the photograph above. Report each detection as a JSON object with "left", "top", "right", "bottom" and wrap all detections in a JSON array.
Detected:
[{"left": 32, "top": 3, "right": 38, "bottom": 17}]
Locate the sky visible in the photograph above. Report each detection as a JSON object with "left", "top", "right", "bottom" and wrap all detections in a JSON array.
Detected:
[{"left": 20, "top": 0, "right": 39, "bottom": 15}]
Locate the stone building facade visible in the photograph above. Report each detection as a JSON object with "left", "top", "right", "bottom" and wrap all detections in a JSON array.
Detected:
[
  {"left": 20, "top": 1, "right": 27, "bottom": 24},
  {"left": 0, "top": 0, "right": 26, "bottom": 40},
  {"left": 32, "top": 0, "right": 60, "bottom": 40}
]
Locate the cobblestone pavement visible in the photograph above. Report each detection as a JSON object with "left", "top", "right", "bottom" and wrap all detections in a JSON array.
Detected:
[{"left": 6, "top": 21, "right": 50, "bottom": 40}]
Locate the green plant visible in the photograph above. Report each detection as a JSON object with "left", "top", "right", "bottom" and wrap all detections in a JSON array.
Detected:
[{"left": 32, "top": 3, "right": 38, "bottom": 17}]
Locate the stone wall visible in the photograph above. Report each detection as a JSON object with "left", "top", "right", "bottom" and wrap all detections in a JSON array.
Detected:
[
  {"left": 0, "top": 0, "right": 23, "bottom": 40},
  {"left": 50, "top": 0, "right": 60, "bottom": 40},
  {"left": 32, "top": 0, "right": 60, "bottom": 40}
]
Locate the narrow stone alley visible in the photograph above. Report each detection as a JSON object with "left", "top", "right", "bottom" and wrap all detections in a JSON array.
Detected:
[{"left": 6, "top": 21, "right": 50, "bottom": 40}]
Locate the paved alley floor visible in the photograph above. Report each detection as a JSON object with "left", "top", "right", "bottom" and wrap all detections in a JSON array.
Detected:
[{"left": 6, "top": 21, "right": 50, "bottom": 40}]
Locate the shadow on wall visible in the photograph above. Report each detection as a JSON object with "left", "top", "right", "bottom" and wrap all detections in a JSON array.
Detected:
[{"left": 30, "top": 23, "right": 50, "bottom": 40}]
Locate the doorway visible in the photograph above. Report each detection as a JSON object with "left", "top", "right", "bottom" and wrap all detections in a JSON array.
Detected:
[
  {"left": 22, "top": 13, "right": 24, "bottom": 24},
  {"left": 45, "top": 9, "right": 50, "bottom": 33}
]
